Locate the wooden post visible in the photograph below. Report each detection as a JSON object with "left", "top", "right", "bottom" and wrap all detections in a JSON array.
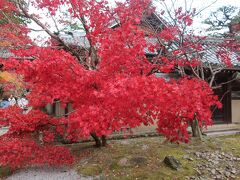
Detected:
[
  {"left": 66, "top": 103, "right": 73, "bottom": 116},
  {"left": 54, "top": 100, "right": 65, "bottom": 117},
  {"left": 223, "top": 83, "right": 232, "bottom": 124},
  {"left": 45, "top": 103, "right": 54, "bottom": 115}
]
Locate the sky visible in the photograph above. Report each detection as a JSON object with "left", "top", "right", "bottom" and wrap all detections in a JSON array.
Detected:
[
  {"left": 154, "top": 0, "right": 240, "bottom": 34},
  {"left": 29, "top": 0, "right": 240, "bottom": 44}
]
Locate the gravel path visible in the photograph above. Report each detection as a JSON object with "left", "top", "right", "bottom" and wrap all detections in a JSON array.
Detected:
[{"left": 6, "top": 167, "right": 100, "bottom": 180}]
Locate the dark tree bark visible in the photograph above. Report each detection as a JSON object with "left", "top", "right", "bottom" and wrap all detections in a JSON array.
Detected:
[
  {"left": 191, "top": 118, "right": 203, "bottom": 140},
  {"left": 90, "top": 132, "right": 102, "bottom": 147},
  {"left": 90, "top": 132, "right": 107, "bottom": 147},
  {"left": 101, "top": 135, "right": 107, "bottom": 146}
]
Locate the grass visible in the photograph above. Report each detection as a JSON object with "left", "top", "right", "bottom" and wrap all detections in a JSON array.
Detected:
[
  {"left": 72, "top": 135, "right": 240, "bottom": 179},
  {"left": 218, "top": 134, "right": 240, "bottom": 157}
]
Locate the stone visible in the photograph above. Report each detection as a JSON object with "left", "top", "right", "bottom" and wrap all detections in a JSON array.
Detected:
[
  {"left": 211, "top": 169, "right": 216, "bottom": 175},
  {"left": 130, "top": 156, "right": 147, "bottom": 166},
  {"left": 225, "top": 165, "right": 231, "bottom": 170},
  {"left": 218, "top": 154, "right": 224, "bottom": 159},
  {"left": 230, "top": 175, "right": 236, "bottom": 179},
  {"left": 225, "top": 171, "right": 231, "bottom": 177},
  {"left": 163, "top": 156, "right": 181, "bottom": 170},
  {"left": 195, "top": 152, "right": 201, "bottom": 158},
  {"left": 212, "top": 160, "right": 219, "bottom": 165},
  {"left": 215, "top": 168, "right": 223, "bottom": 175},
  {"left": 183, "top": 155, "right": 193, "bottom": 161},
  {"left": 195, "top": 169, "right": 201, "bottom": 175},
  {"left": 141, "top": 145, "right": 149, "bottom": 150},
  {"left": 118, "top": 158, "right": 129, "bottom": 167},
  {"left": 231, "top": 169, "right": 236, "bottom": 174},
  {"left": 187, "top": 157, "right": 193, "bottom": 161}
]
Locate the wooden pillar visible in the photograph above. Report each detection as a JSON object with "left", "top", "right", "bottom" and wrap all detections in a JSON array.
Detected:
[
  {"left": 65, "top": 103, "right": 73, "bottom": 117},
  {"left": 223, "top": 83, "right": 232, "bottom": 124},
  {"left": 45, "top": 103, "right": 54, "bottom": 115},
  {"left": 54, "top": 100, "right": 66, "bottom": 117}
]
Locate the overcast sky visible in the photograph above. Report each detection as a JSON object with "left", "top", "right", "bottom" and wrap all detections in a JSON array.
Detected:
[
  {"left": 154, "top": 0, "right": 240, "bottom": 34},
  {"left": 29, "top": 0, "right": 240, "bottom": 44}
]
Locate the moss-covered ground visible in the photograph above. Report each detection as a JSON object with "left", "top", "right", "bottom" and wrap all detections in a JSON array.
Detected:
[{"left": 73, "top": 134, "right": 240, "bottom": 179}]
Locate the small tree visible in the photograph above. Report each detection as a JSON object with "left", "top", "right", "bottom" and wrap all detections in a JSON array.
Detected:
[
  {"left": 144, "top": 1, "right": 240, "bottom": 137},
  {"left": 0, "top": 0, "right": 221, "bottom": 168}
]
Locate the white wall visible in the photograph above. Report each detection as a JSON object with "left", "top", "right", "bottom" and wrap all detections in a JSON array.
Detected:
[{"left": 232, "top": 100, "right": 240, "bottom": 124}]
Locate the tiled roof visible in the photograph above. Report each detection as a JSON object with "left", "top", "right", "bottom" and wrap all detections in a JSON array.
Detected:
[
  {"left": 155, "top": 72, "right": 180, "bottom": 81},
  {"left": 0, "top": 49, "right": 14, "bottom": 59},
  {"left": 59, "top": 32, "right": 159, "bottom": 55},
  {"left": 0, "top": 48, "right": 34, "bottom": 60},
  {"left": 145, "top": 37, "right": 158, "bottom": 55},
  {"left": 199, "top": 38, "right": 240, "bottom": 67},
  {"left": 230, "top": 23, "right": 240, "bottom": 33},
  {"left": 58, "top": 16, "right": 240, "bottom": 67},
  {"left": 58, "top": 31, "right": 90, "bottom": 48}
]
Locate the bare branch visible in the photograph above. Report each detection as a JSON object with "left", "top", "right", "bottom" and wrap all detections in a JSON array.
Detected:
[
  {"left": 15, "top": 0, "right": 90, "bottom": 68},
  {"left": 195, "top": 0, "right": 218, "bottom": 17}
]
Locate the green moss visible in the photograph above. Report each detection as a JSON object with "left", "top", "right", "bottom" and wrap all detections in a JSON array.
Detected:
[
  {"left": 218, "top": 134, "right": 240, "bottom": 139},
  {"left": 74, "top": 136, "right": 240, "bottom": 179},
  {"left": 78, "top": 164, "right": 103, "bottom": 176},
  {"left": 109, "top": 162, "right": 120, "bottom": 170},
  {"left": 0, "top": 166, "right": 12, "bottom": 178},
  {"left": 219, "top": 136, "right": 240, "bottom": 156}
]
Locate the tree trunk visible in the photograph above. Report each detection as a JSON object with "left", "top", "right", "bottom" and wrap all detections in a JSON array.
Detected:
[
  {"left": 101, "top": 135, "right": 107, "bottom": 146},
  {"left": 90, "top": 132, "right": 102, "bottom": 147},
  {"left": 191, "top": 118, "right": 202, "bottom": 140},
  {"left": 90, "top": 132, "right": 107, "bottom": 147}
]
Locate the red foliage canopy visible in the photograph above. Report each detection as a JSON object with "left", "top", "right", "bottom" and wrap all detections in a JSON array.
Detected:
[{"left": 0, "top": 0, "right": 221, "bottom": 168}]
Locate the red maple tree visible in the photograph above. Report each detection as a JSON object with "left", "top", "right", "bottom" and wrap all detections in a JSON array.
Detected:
[{"left": 0, "top": 0, "right": 221, "bottom": 168}]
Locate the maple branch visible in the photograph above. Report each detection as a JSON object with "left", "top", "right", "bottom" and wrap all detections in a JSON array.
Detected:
[
  {"left": 28, "top": 28, "right": 46, "bottom": 32},
  {"left": 16, "top": 0, "right": 89, "bottom": 68},
  {"left": 16, "top": 2, "right": 57, "bottom": 39},
  {"left": 212, "top": 90, "right": 230, "bottom": 113},
  {"left": 160, "top": 0, "right": 177, "bottom": 26},
  {"left": 195, "top": 0, "right": 218, "bottom": 17},
  {"left": 212, "top": 72, "right": 238, "bottom": 89},
  {"left": 190, "top": 66, "right": 200, "bottom": 79},
  {"left": 68, "top": 1, "right": 99, "bottom": 69},
  {"left": 51, "top": 16, "right": 60, "bottom": 33},
  {"left": 200, "top": 63, "right": 205, "bottom": 80}
]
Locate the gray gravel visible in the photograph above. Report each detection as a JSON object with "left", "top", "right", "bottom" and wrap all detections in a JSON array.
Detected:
[
  {"left": 186, "top": 151, "right": 240, "bottom": 180},
  {"left": 6, "top": 167, "right": 100, "bottom": 180}
]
